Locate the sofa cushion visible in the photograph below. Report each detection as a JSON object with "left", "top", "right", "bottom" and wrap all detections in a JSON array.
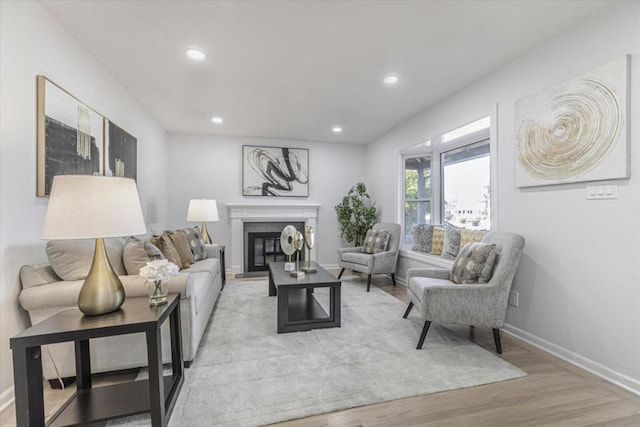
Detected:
[
  {"left": 20, "top": 264, "right": 61, "bottom": 289},
  {"left": 181, "top": 227, "right": 207, "bottom": 261},
  {"left": 181, "top": 257, "right": 219, "bottom": 278},
  {"left": 122, "top": 239, "right": 165, "bottom": 275},
  {"left": 411, "top": 224, "right": 433, "bottom": 253},
  {"left": 167, "top": 230, "right": 194, "bottom": 268},
  {"left": 430, "top": 226, "right": 445, "bottom": 255},
  {"left": 450, "top": 242, "right": 498, "bottom": 284},
  {"left": 361, "top": 230, "right": 390, "bottom": 254},
  {"left": 342, "top": 252, "right": 372, "bottom": 266},
  {"left": 460, "top": 229, "right": 487, "bottom": 249},
  {"left": 151, "top": 233, "right": 184, "bottom": 269},
  {"left": 46, "top": 238, "right": 126, "bottom": 281},
  {"left": 441, "top": 226, "right": 461, "bottom": 260}
]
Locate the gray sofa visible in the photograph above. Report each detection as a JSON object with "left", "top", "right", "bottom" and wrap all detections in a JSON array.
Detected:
[{"left": 18, "top": 242, "right": 223, "bottom": 381}]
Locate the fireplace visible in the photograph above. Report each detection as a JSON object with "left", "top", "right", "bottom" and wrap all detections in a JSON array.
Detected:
[
  {"left": 244, "top": 222, "right": 304, "bottom": 272},
  {"left": 227, "top": 203, "right": 321, "bottom": 277}
]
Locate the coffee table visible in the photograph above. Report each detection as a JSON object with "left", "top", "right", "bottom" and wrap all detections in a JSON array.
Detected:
[
  {"left": 10, "top": 294, "right": 183, "bottom": 427},
  {"left": 268, "top": 261, "right": 341, "bottom": 333}
]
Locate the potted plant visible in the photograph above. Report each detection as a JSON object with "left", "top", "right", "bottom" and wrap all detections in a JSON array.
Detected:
[{"left": 335, "top": 182, "right": 378, "bottom": 246}]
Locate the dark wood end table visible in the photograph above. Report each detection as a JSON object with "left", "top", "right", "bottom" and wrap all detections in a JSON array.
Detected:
[
  {"left": 268, "top": 262, "right": 341, "bottom": 333},
  {"left": 10, "top": 294, "right": 184, "bottom": 427}
]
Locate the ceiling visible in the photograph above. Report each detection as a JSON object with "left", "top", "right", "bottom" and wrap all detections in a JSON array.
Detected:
[{"left": 40, "top": 0, "right": 614, "bottom": 144}]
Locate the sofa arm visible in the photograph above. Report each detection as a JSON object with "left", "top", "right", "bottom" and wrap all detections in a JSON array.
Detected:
[
  {"left": 18, "top": 273, "right": 193, "bottom": 311},
  {"left": 205, "top": 244, "right": 223, "bottom": 259}
]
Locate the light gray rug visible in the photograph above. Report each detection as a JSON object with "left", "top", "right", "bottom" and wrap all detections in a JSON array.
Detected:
[{"left": 111, "top": 277, "right": 526, "bottom": 426}]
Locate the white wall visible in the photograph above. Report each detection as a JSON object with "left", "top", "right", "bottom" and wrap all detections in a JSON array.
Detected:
[
  {"left": 0, "top": 0, "right": 169, "bottom": 399},
  {"left": 365, "top": 2, "right": 640, "bottom": 394},
  {"left": 166, "top": 133, "right": 366, "bottom": 268}
]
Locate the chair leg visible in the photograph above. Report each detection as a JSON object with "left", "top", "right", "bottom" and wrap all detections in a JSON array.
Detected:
[
  {"left": 366, "top": 274, "right": 372, "bottom": 292},
  {"left": 402, "top": 301, "right": 414, "bottom": 318},
  {"left": 337, "top": 268, "right": 345, "bottom": 279},
  {"left": 493, "top": 328, "right": 502, "bottom": 354},
  {"left": 391, "top": 273, "right": 396, "bottom": 286},
  {"left": 417, "top": 321, "right": 431, "bottom": 349}
]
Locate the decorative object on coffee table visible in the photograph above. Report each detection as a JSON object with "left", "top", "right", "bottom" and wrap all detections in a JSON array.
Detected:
[
  {"left": 280, "top": 225, "right": 297, "bottom": 272},
  {"left": 186, "top": 198, "right": 219, "bottom": 244},
  {"left": 42, "top": 175, "right": 146, "bottom": 315},
  {"left": 139, "top": 259, "right": 179, "bottom": 306},
  {"left": 301, "top": 225, "right": 317, "bottom": 273},
  {"left": 290, "top": 231, "right": 305, "bottom": 278}
]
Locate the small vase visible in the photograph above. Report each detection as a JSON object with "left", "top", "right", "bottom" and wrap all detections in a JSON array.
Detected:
[{"left": 147, "top": 280, "right": 168, "bottom": 306}]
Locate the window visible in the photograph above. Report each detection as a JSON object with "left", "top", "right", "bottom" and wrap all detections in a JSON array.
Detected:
[
  {"left": 403, "top": 155, "right": 431, "bottom": 244},
  {"left": 441, "top": 141, "right": 490, "bottom": 230},
  {"left": 400, "top": 115, "right": 492, "bottom": 247}
]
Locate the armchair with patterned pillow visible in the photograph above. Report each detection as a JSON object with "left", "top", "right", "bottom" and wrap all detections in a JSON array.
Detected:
[
  {"left": 402, "top": 231, "right": 525, "bottom": 353},
  {"left": 337, "top": 222, "right": 401, "bottom": 292}
]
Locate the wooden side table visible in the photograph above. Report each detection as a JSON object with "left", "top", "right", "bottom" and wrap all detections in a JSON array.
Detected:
[{"left": 10, "top": 294, "right": 184, "bottom": 427}]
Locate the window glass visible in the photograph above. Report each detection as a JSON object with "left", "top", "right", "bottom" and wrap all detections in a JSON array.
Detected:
[
  {"left": 441, "top": 141, "right": 490, "bottom": 230},
  {"left": 403, "top": 155, "right": 431, "bottom": 243}
]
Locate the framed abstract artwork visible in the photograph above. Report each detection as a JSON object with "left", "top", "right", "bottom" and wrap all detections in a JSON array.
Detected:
[
  {"left": 105, "top": 119, "right": 137, "bottom": 180},
  {"left": 37, "top": 76, "right": 104, "bottom": 196},
  {"left": 242, "top": 145, "right": 309, "bottom": 197},
  {"left": 515, "top": 56, "right": 629, "bottom": 188}
]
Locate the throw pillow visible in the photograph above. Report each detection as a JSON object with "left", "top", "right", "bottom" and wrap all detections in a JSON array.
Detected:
[
  {"left": 167, "top": 230, "right": 194, "bottom": 268},
  {"left": 460, "top": 229, "right": 487, "bottom": 249},
  {"left": 430, "top": 226, "right": 445, "bottom": 255},
  {"left": 441, "top": 226, "right": 461, "bottom": 259},
  {"left": 361, "top": 230, "right": 391, "bottom": 254},
  {"left": 411, "top": 224, "right": 433, "bottom": 253},
  {"left": 46, "top": 238, "right": 127, "bottom": 281},
  {"left": 184, "top": 227, "right": 208, "bottom": 261},
  {"left": 450, "top": 242, "right": 498, "bottom": 284},
  {"left": 122, "top": 239, "right": 165, "bottom": 275},
  {"left": 151, "top": 233, "right": 183, "bottom": 270}
]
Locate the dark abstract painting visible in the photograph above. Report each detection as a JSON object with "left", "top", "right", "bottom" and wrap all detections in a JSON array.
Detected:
[
  {"left": 242, "top": 145, "right": 309, "bottom": 197},
  {"left": 105, "top": 120, "right": 137, "bottom": 180},
  {"left": 37, "top": 76, "right": 104, "bottom": 196}
]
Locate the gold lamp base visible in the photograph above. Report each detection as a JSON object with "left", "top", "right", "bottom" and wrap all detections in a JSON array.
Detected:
[
  {"left": 200, "top": 222, "right": 212, "bottom": 244},
  {"left": 78, "top": 238, "right": 125, "bottom": 316}
]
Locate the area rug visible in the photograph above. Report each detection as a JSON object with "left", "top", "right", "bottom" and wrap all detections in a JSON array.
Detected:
[{"left": 110, "top": 276, "right": 526, "bottom": 426}]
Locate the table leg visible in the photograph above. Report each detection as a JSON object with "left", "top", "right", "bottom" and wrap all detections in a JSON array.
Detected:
[
  {"left": 269, "top": 270, "right": 277, "bottom": 296},
  {"left": 277, "top": 286, "right": 287, "bottom": 333},
  {"left": 74, "top": 339, "right": 91, "bottom": 389},
  {"left": 170, "top": 303, "right": 184, "bottom": 377},
  {"left": 13, "top": 346, "right": 44, "bottom": 426},
  {"left": 146, "top": 327, "right": 166, "bottom": 426},
  {"left": 334, "top": 285, "right": 341, "bottom": 326}
]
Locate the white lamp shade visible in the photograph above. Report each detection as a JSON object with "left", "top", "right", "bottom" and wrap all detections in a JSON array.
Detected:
[
  {"left": 42, "top": 175, "right": 147, "bottom": 240},
  {"left": 187, "top": 199, "right": 219, "bottom": 222}
]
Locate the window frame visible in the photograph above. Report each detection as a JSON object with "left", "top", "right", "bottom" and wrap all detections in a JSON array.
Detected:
[{"left": 396, "top": 107, "right": 498, "bottom": 250}]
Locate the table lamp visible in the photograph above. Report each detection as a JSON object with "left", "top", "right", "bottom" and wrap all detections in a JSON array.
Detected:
[
  {"left": 187, "top": 199, "right": 219, "bottom": 244},
  {"left": 42, "top": 175, "right": 146, "bottom": 315}
]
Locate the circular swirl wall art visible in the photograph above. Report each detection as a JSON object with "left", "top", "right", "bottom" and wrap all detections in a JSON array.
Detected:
[{"left": 515, "top": 56, "right": 629, "bottom": 187}]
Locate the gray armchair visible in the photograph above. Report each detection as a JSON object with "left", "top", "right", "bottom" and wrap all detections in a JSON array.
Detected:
[
  {"left": 337, "top": 223, "right": 401, "bottom": 292},
  {"left": 402, "top": 231, "right": 525, "bottom": 353}
]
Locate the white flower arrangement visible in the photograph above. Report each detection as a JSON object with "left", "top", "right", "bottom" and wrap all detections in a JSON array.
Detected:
[{"left": 139, "top": 259, "right": 179, "bottom": 283}]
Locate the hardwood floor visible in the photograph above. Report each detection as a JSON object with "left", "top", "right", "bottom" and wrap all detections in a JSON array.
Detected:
[
  {"left": 2, "top": 272, "right": 639, "bottom": 426},
  {"left": 271, "top": 274, "right": 640, "bottom": 427}
]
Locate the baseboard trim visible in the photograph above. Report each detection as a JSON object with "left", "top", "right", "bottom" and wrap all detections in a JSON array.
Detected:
[
  {"left": 503, "top": 323, "right": 640, "bottom": 396},
  {"left": 0, "top": 385, "right": 14, "bottom": 413}
]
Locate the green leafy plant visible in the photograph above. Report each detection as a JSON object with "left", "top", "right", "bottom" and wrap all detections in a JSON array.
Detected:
[{"left": 335, "top": 182, "right": 378, "bottom": 246}]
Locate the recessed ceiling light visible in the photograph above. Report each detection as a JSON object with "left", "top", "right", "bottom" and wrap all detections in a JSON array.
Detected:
[
  {"left": 383, "top": 75, "right": 399, "bottom": 85},
  {"left": 211, "top": 116, "right": 223, "bottom": 124},
  {"left": 186, "top": 48, "right": 207, "bottom": 61},
  {"left": 332, "top": 126, "right": 342, "bottom": 133}
]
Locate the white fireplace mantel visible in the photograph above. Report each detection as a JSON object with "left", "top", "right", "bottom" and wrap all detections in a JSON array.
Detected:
[{"left": 227, "top": 203, "right": 321, "bottom": 276}]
